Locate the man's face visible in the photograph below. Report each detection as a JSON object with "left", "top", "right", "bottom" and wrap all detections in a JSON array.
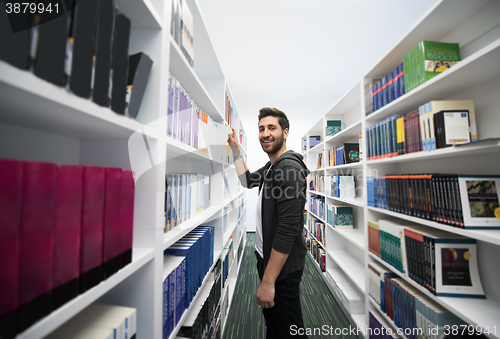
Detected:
[{"left": 258, "top": 116, "right": 288, "bottom": 154}]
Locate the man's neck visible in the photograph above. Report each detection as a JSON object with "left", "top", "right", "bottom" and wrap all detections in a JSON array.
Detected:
[{"left": 269, "top": 147, "right": 288, "bottom": 165}]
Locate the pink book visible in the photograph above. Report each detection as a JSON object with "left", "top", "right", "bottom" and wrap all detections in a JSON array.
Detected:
[
  {"left": 0, "top": 159, "right": 23, "bottom": 339},
  {"left": 53, "top": 165, "right": 83, "bottom": 310},
  {"left": 103, "top": 167, "right": 122, "bottom": 279},
  {"left": 80, "top": 166, "right": 105, "bottom": 293},
  {"left": 120, "top": 170, "right": 135, "bottom": 268},
  {"left": 18, "top": 161, "right": 57, "bottom": 331}
]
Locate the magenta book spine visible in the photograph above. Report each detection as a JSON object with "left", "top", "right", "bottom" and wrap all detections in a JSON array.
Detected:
[
  {"left": 120, "top": 170, "right": 135, "bottom": 268},
  {"left": 0, "top": 159, "right": 23, "bottom": 338},
  {"left": 103, "top": 167, "right": 123, "bottom": 278}
]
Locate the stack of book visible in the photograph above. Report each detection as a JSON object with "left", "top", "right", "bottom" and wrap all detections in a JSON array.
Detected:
[
  {"left": 325, "top": 175, "right": 355, "bottom": 199},
  {"left": 368, "top": 221, "right": 486, "bottom": 298},
  {"left": 368, "top": 261, "right": 471, "bottom": 339},
  {"left": 308, "top": 196, "right": 325, "bottom": 220},
  {"left": 171, "top": 0, "right": 194, "bottom": 67},
  {"left": 164, "top": 226, "right": 215, "bottom": 312},
  {"left": 163, "top": 256, "right": 186, "bottom": 338},
  {"left": 369, "top": 63, "right": 405, "bottom": 114},
  {"left": 326, "top": 143, "right": 360, "bottom": 167},
  {"left": 177, "top": 260, "right": 221, "bottom": 339},
  {"left": 404, "top": 41, "right": 461, "bottom": 93},
  {"left": 222, "top": 237, "right": 234, "bottom": 288},
  {"left": 45, "top": 303, "right": 137, "bottom": 339},
  {"left": 309, "top": 238, "right": 326, "bottom": 272},
  {"left": 309, "top": 174, "right": 324, "bottom": 193},
  {"left": 0, "top": 159, "right": 135, "bottom": 335},
  {"left": 165, "top": 173, "right": 211, "bottom": 232},
  {"left": 327, "top": 205, "right": 354, "bottom": 229},
  {"left": 308, "top": 218, "right": 326, "bottom": 246},
  {"left": 367, "top": 174, "right": 500, "bottom": 229},
  {"left": 0, "top": 1, "right": 152, "bottom": 118}
]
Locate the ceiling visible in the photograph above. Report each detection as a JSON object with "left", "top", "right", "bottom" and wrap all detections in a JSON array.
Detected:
[{"left": 198, "top": 0, "right": 437, "bottom": 164}]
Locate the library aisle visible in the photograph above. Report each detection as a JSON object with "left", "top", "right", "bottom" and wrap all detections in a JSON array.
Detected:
[{"left": 223, "top": 233, "right": 360, "bottom": 339}]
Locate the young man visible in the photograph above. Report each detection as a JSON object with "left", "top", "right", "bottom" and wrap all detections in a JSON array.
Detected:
[{"left": 227, "top": 107, "right": 309, "bottom": 338}]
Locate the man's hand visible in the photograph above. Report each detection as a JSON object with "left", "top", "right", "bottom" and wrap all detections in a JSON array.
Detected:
[
  {"left": 256, "top": 280, "right": 275, "bottom": 309},
  {"left": 227, "top": 127, "right": 241, "bottom": 156}
]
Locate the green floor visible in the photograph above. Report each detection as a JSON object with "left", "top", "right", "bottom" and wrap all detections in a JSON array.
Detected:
[{"left": 223, "top": 232, "right": 361, "bottom": 339}]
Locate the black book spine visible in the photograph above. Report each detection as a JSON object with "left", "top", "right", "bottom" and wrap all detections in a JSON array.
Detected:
[
  {"left": 453, "top": 174, "right": 465, "bottom": 228},
  {"left": 436, "top": 174, "right": 445, "bottom": 224},
  {"left": 69, "top": 0, "right": 99, "bottom": 98},
  {"left": 447, "top": 174, "right": 458, "bottom": 227},
  {"left": 111, "top": 13, "right": 131, "bottom": 114},
  {"left": 431, "top": 174, "right": 440, "bottom": 222},
  {"left": 442, "top": 174, "right": 452, "bottom": 225}
]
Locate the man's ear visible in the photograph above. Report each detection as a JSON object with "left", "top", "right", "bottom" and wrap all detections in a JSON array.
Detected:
[{"left": 283, "top": 128, "right": 289, "bottom": 140}]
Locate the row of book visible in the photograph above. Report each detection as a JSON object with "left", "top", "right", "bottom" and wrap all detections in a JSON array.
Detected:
[
  {"left": 404, "top": 41, "right": 461, "bottom": 94},
  {"left": 368, "top": 220, "right": 485, "bottom": 298},
  {"left": 327, "top": 205, "right": 354, "bottom": 229},
  {"left": 165, "top": 173, "right": 211, "bottom": 233},
  {"left": 308, "top": 196, "right": 325, "bottom": 220},
  {"left": 368, "top": 261, "right": 468, "bottom": 339},
  {"left": 225, "top": 92, "right": 234, "bottom": 129},
  {"left": 0, "top": 159, "right": 135, "bottom": 338},
  {"left": 177, "top": 259, "right": 222, "bottom": 339},
  {"left": 307, "top": 217, "right": 326, "bottom": 246},
  {"left": 324, "top": 268, "right": 364, "bottom": 314},
  {"left": 163, "top": 256, "right": 186, "bottom": 338},
  {"left": 325, "top": 175, "right": 356, "bottom": 199},
  {"left": 309, "top": 174, "right": 324, "bottom": 193},
  {"left": 167, "top": 74, "right": 234, "bottom": 163},
  {"left": 171, "top": 0, "right": 195, "bottom": 67},
  {"left": 367, "top": 174, "right": 500, "bottom": 229},
  {"left": 304, "top": 231, "right": 326, "bottom": 272},
  {"left": 237, "top": 197, "right": 245, "bottom": 221},
  {"left": 164, "top": 227, "right": 215, "bottom": 313},
  {"left": 366, "top": 63, "right": 406, "bottom": 115},
  {"left": 45, "top": 303, "right": 137, "bottom": 339},
  {"left": 222, "top": 237, "right": 234, "bottom": 288},
  {"left": 326, "top": 143, "right": 360, "bottom": 167},
  {"left": 366, "top": 101, "right": 477, "bottom": 160},
  {"left": 0, "top": 0, "right": 153, "bottom": 118}
]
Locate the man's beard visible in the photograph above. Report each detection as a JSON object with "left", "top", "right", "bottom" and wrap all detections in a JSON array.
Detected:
[{"left": 260, "top": 132, "right": 284, "bottom": 154}]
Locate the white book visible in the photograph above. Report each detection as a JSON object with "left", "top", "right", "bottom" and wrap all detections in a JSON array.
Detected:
[
  {"left": 81, "top": 304, "right": 137, "bottom": 339},
  {"left": 63, "top": 313, "right": 125, "bottom": 339},
  {"left": 457, "top": 175, "right": 500, "bottom": 228},
  {"left": 45, "top": 326, "right": 114, "bottom": 339}
]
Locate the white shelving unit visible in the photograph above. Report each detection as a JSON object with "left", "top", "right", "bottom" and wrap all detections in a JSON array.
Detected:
[
  {"left": 302, "top": 0, "right": 500, "bottom": 337},
  {"left": 0, "top": 0, "right": 247, "bottom": 338}
]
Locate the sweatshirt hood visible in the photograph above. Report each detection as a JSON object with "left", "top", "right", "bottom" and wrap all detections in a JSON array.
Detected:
[{"left": 273, "top": 150, "right": 310, "bottom": 175}]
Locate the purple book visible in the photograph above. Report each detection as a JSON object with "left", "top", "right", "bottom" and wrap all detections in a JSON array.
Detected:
[
  {"left": 53, "top": 165, "right": 83, "bottom": 310},
  {"left": 80, "top": 166, "right": 105, "bottom": 293},
  {"left": 120, "top": 170, "right": 135, "bottom": 268},
  {"left": 103, "top": 167, "right": 123, "bottom": 279},
  {"left": 0, "top": 159, "right": 23, "bottom": 338},
  {"left": 19, "top": 161, "right": 57, "bottom": 331}
]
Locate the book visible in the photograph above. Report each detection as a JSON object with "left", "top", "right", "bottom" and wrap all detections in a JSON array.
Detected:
[
  {"left": 80, "top": 166, "right": 105, "bottom": 294},
  {"left": 170, "top": 0, "right": 181, "bottom": 45},
  {"left": 120, "top": 170, "right": 135, "bottom": 269},
  {"left": 59, "top": 312, "right": 126, "bottom": 339},
  {"left": 92, "top": 0, "right": 116, "bottom": 107},
  {"left": 52, "top": 165, "right": 83, "bottom": 310},
  {"left": 434, "top": 110, "right": 471, "bottom": 148},
  {"left": 126, "top": 52, "right": 154, "bottom": 118},
  {"left": 325, "top": 120, "right": 341, "bottom": 137},
  {"left": 111, "top": 13, "right": 131, "bottom": 115},
  {"left": 180, "top": 0, "right": 194, "bottom": 67},
  {"left": 45, "top": 326, "right": 115, "bottom": 339},
  {"left": 457, "top": 175, "right": 500, "bottom": 228},
  {"left": 309, "top": 135, "right": 321, "bottom": 149},
  {"left": 163, "top": 256, "right": 186, "bottom": 338},
  {"left": 0, "top": 7, "right": 32, "bottom": 70},
  {"left": 0, "top": 159, "right": 23, "bottom": 339},
  {"left": 80, "top": 303, "right": 137, "bottom": 339},
  {"left": 18, "top": 162, "right": 57, "bottom": 331},
  {"left": 435, "top": 237, "right": 484, "bottom": 298},
  {"left": 343, "top": 143, "right": 360, "bottom": 163},
  {"left": 103, "top": 168, "right": 122, "bottom": 279},
  {"left": 68, "top": 0, "right": 99, "bottom": 98},
  {"left": 33, "top": 2, "right": 72, "bottom": 86}
]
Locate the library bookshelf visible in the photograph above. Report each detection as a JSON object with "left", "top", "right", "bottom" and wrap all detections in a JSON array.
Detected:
[
  {"left": 0, "top": 0, "right": 247, "bottom": 338},
  {"left": 302, "top": 0, "right": 500, "bottom": 338}
]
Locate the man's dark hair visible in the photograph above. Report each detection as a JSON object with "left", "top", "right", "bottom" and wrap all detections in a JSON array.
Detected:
[{"left": 258, "top": 107, "right": 290, "bottom": 131}]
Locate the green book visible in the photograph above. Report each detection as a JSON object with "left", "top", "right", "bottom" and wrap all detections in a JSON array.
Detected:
[
  {"left": 325, "top": 120, "right": 342, "bottom": 137},
  {"left": 421, "top": 40, "right": 461, "bottom": 84},
  {"left": 334, "top": 206, "right": 353, "bottom": 228}
]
